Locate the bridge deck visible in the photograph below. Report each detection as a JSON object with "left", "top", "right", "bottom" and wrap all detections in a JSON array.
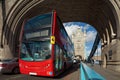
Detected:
[{"left": 1, "top": 63, "right": 120, "bottom": 80}]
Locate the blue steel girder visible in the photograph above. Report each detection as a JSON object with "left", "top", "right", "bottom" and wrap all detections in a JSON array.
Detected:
[{"left": 88, "top": 33, "right": 100, "bottom": 61}]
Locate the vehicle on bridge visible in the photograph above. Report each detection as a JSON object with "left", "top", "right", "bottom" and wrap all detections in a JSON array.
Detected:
[
  {"left": 0, "top": 58, "right": 19, "bottom": 74},
  {"left": 73, "top": 55, "right": 81, "bottom": 64},
  {"left": 19, "top": 11, "right": 74, "bottom": 77}
]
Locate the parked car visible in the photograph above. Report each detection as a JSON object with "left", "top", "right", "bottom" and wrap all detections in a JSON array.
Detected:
[{"left": 0, "top": 58, "right": 19, "bottom": 74}]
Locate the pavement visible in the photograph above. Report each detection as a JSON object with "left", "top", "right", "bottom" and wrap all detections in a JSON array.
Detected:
[{"left": 87, "top": 63, "right": 120, "bottom": 80}]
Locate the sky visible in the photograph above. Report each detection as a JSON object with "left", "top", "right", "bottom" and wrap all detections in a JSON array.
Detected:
[{"left": 63, "top": 22, "right": 101, "bottom": 59}]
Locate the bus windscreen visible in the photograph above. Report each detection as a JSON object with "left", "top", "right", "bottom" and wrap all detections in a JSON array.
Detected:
[
  {"left": 20, "top": 40, "right": 51, "bottom": 61},
  {"left": 20, "top": 13, "right": 53, "bottom": 61}
]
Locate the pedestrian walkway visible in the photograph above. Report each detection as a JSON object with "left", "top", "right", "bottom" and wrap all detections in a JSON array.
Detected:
[
  {"left": 80, "top": 62, "right": 105, "bottom": 80},
  {"left": 87, "top": 64, "right": 120, "bottom": 80}
]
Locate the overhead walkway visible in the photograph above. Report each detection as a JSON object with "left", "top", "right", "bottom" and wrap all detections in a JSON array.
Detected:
[{"left": 87, "top": 33, "right": 100, "bottom": 61}]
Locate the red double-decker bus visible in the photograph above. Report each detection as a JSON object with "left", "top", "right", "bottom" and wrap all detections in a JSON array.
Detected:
[{"left": 19, "top": 11, "right": 74, "bottom": 77}]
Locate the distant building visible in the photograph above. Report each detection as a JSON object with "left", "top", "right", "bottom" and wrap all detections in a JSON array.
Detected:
[{"left": 71, "top": 27, "right": 86, "bottom": 60}]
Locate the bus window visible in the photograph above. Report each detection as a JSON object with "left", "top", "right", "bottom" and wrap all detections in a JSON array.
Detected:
[
  {"left": 20, "top": 43, "right": 34, "bottom": 61},
  {"left": 54, "top": 44, "right": 60, "bottom": 71},
  {"left": 20, "top": 40, "right": 51, "bottom": 61},
  {"left": 24, "top": 13, "right": 52, "bottom": 31}
]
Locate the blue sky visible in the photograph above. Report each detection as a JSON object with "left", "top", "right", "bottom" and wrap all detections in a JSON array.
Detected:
[{"left": 63, "top": 22, "right": 101, "bottom": 59}]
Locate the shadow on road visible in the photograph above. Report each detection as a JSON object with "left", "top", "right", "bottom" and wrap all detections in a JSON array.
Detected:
[
  {"left": 33, "top": 63, "right": 80, "bottom": 79},
  {"left": 53, "top": 63, "right": 80, "bottom": 79},
  {"left": 2, "top": 72, "right": 20, "bottom": 75}
]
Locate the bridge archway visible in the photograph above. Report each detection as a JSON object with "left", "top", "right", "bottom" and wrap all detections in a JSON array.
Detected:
[
  {"left": 0, "top": 0, "right": 120, "bottom": 72},
  {"left": 103, "top": 54, "right": 107, "bottom": 68}
]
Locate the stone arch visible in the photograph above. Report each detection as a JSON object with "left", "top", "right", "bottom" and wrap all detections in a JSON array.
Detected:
[
  {"left": 103, "top": 54, "right": 107, "bottom": 68},
  {"left": 75, "top": 55, "right": 82, "bottom": 60},
  {"left": 0, "top": 0, "right": 119, "bottom": 59},
  {"left": 103, "top": 33, "right": 107, "bottom": 45},
  {"left": 1, "top": 0, "right": 45, "bottom": 58},
  {"left": 105, "top": 28, "right": 110, "bottom": 45},
  {"left": 107, "top": 0, "right": 120, "bottom": 38}
]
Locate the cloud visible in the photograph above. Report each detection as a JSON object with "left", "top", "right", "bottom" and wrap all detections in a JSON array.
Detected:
[
  {"left": 85, "top": 49, "right": 91, "bottom": 57},
  {"left": 86, "top": 31, "right": 97, "bottom": 42},
  {"left": 64, "top": 23, "right": 97, "bottom": 43},
  {"left": 63, "top": 22, "right": 74, "bottom": 27},
  {"left": 85, "top": 45, "right": 101, "bottom": 57},
  {"left": 64, "top": 23, "right": 83, "bottom": 37},
  {"left": 84, "top": 24, "right": 90, "bottom": 30},
  {"left": 64, "top": 22, "right": 100, "bottom": 58},
  {"left": 85, "top": 46, "right": 89, "bottom": 49},
  {"left": 94, "top": 46, "right": 101, "bottom": 56}
]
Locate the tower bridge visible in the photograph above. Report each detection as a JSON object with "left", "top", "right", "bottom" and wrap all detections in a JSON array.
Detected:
[{"left": 0, "top": 0, "right": 120, "bottom": 72}]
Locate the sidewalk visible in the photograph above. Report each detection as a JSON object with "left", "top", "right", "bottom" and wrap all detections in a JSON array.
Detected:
[{"left": 87, "top": 64, "right": 120, "bottom": 80}]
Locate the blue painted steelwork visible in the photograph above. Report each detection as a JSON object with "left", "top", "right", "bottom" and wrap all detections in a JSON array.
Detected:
[
  {"left": 88, "top": 33, "right": 100, "bottom": 62},
  {"left": 80, "top": 64, "right": 85, "bottom": 80},
  {"left": 80, "top": 62, "right": 106, "bottom": 80}
]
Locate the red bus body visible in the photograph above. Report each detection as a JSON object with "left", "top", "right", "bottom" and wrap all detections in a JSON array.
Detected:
[
  {"left": 19, "top": 11, "right": 74, "bottom": 77},
  {"left": 19, "top": 59, "right": 53, "bottom": 76}
]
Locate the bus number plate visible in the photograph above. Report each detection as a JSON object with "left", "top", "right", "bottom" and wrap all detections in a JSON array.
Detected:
[{"left": 29, "top": 72, "right": 37, "bottom": 75}]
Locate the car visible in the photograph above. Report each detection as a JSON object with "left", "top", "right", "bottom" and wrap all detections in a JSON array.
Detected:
[
  {"left": 73, "top": 58, "right": 77, "bottom": 64},
  {"left": 0, "top": 58, "right": 19, "bottom": 74},
  {"left": 73, "top": 58, "right": 80, "bottom": 64}
]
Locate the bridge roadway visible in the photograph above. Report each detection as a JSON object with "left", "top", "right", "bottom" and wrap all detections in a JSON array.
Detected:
[{"left": 0, "top": 64, "right": 80, "bottom": 80}]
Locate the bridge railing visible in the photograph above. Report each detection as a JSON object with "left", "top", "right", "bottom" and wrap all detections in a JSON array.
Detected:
[{"left": 80, "top": 62, "right": 105, "bottom": 80}]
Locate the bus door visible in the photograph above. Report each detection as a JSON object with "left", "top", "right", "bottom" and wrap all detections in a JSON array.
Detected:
[{"left": 54, "top": 44, "right": 63, "bottom": 73}]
